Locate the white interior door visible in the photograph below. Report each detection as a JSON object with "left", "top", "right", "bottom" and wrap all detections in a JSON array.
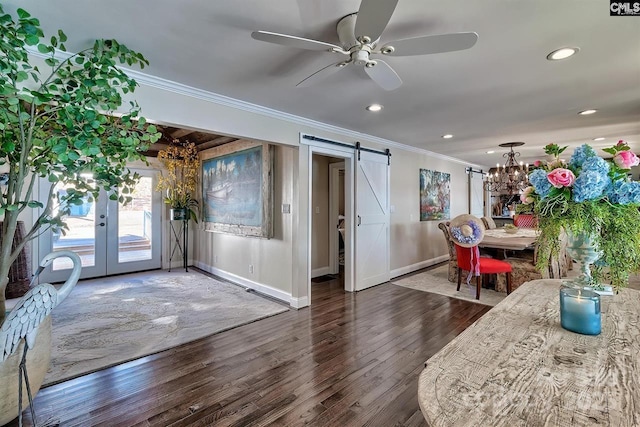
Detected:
[
  {"left": 469, "top": 171, "right": 486, "bottom": 217},
  {"left": 38, "top": 169, "right": 162, "bottom": 282},
  {"left": 355, "top": 151, "right": 390, "bottom": 290}
]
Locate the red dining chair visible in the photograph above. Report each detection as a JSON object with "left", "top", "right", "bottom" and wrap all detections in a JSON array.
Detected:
[
  {"left": 455, "top": 243, "right": 513, "bottom": 300},
  {"left": 513, "top": 214, "right": 537, "bottom": 228}
]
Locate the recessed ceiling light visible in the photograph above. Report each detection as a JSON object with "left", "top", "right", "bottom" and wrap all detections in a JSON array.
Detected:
[
  {"left": 547, "top": 47, "right": 579, "bottom": 61},
  {"left": 366, "top": 104, "right": 383, "bottom": 112},
  {"left": 593, "top": 137, "right": 605, "bottom": 141},
  {"left": 486, "top": 150, "right": 495, "bottom": 154},
  {"left": 442, "top": 134, "right": 453, "bottom": 139},
  {"left": 579, "top": 109, "right": 597, "bottom": 115}
]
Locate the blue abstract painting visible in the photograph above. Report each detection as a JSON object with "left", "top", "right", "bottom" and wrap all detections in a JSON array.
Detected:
[{"left": 202, "top": 146, "right": 263, "bottom": 227}]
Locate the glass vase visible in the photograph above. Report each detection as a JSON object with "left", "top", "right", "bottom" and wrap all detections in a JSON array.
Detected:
[{"left": 564, "top": 230, "right": 601, "bottom": 288}]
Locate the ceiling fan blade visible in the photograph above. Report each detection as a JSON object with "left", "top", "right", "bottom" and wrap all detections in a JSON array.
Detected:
[
  {"left": 251, "top": 31, "right": 342, "bottom": 52},
  {"left": 296, "top": 61, "right": 350, "bottom": 87},
  {"left": 355, "top": 0, "right": 399, "bottom": 42},
  {"left": 364, "top": 60, "right": 402, "bottom": 91},
  {"left": 381, "top": 32, "right": 479, "bottom": 57}
]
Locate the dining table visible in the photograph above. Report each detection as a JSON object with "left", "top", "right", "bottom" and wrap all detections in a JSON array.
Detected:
[
  {"left": 417, "top": 279, "right": 640, "bottom": 426},
  {"left": 479, "top": 227, "right": 538, "bottom": 251}
]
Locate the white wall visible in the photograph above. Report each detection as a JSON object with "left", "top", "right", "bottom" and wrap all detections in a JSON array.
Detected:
[
  {"left": 82, "top": 75, "right": 481, "bottom": 307},
  {"left": 389, "top": 150, "right": 469, "bottom": 277}
]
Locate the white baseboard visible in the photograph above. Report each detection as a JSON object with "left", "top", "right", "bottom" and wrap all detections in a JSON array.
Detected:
[
  {"left": 311, "top": 266, "right": 332, "bottom": 278},
  {"left": 194, "top": 261, "right": 292, "bottom": 306},
  {"left": 290, "top": 296, "right": 309, "bottom": 309},
  {"left": 390, "top": 255, "right": 449, "bottom": 279}
]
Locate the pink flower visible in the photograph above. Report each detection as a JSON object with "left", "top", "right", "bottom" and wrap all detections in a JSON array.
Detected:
[
  {"left": 520, "top": 186, "right": 535, "bottom": 204},
  {"left": 533, "top": 160, "right": 542, "bottom": 167},
  {"left": 547, "top": 168, "right": 575, "bottom": 188},
  {"left": 618, "top": 140, "right": 625, "bottom": 146},
  {"left": 613, "top": 150, "right": 640, "bottom": 169}
]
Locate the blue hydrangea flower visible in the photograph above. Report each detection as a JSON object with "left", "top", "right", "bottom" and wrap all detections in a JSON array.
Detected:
[
  {"left": 606, "top": 181, "right": 640, "bottom": 205},
  {"left": 529, "top": 169, "right": 552, "bottom": 198},
  {"left": 569, "top": 144, "right": 597, "bottom": 169},
  {"left": 572, "top": 157, "right": 611, "bottom": 202}
]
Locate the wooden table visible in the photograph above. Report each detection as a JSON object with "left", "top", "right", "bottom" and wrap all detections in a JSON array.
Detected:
[
  {"left": 418, "top": 279, "right": 640, "bottom": 426},
  {"left": 479, "top": 228, "right": 537, "bottom": 251}
]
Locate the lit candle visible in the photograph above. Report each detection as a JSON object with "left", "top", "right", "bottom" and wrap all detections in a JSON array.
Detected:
[{"left": 559, "top": 288, "right": 601, "bottom": 335}]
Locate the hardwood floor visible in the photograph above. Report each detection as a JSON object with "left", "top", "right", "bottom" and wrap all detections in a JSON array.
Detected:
[{"left": 9, "top": 271, "right": 490, "bottom": 427}]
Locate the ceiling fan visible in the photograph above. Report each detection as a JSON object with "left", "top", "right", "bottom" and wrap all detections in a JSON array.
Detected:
[{"left": 251, "top": 0, "right": 478, "bottom": 91}]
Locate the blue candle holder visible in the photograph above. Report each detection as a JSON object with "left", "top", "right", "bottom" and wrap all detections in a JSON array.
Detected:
[{"left": 559, "top": 287, "right": 601, "bottom": 335}]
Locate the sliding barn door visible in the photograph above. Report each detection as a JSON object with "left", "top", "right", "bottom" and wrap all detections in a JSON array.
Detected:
[
  {"left": 469, "top": 171, "right": 486, "bottom": 217},
  {"left": 355, "top": 151, "right": 390, "bottom": 290}
]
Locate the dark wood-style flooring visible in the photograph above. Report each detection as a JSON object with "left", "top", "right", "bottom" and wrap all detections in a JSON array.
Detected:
[{"left": 9, "top": 270, "right": 490, "bottom": 427}]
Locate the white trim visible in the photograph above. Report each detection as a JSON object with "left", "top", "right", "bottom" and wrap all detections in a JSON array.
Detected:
[
  {"left": 194, "top": 261, "right": 292, "bottom": 305},
  {"left": 390, "top": 255, "right": 449, "bottom": 279},
  {"left": 311, "top": 266, "right": 332, "bottom": 278},
  {"left": 302, "top": 134, "right": 356, "bottom": 299},
  {"left": 27, "top": 48, "right": 482, "bottom": 169},
  {"left": 328, "top": 162, "right": 345, "bottom": 275},
  {"left": 290, "top": 296, "right": 309, "bottom": 309}
]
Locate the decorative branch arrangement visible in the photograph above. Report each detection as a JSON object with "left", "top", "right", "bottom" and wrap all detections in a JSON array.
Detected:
[{"left": 156, "top": 140, "right": 200, "bottom": 222}]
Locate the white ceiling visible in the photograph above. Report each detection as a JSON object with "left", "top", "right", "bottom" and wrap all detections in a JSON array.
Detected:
[{"left": 5, "top": 0, "right": 640, "bottom": 168}]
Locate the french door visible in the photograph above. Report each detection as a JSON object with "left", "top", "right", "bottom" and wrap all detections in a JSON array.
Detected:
[{"left": 38, "top": 169, "right": 162, "bottom": 282}]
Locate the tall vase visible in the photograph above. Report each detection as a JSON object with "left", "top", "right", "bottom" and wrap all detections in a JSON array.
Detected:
[{"left": 564, "top": 230, "right": 604, "bottom": 290}]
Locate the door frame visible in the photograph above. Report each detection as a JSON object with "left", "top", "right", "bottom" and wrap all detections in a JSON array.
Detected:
[
  {"left": 328, "top": 161, "right": 345, "bottom": 275},
  {"left": 299, "top": 135, "right": 355, "bottom": 308}
]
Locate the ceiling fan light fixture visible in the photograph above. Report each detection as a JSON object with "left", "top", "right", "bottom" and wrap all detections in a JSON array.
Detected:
[
  {"left": 366, "top": 103, "right": 383, "bottom": 112},
  {"left": 442, "top": 134, "right": 453, "bottom": 139},
  {"left": 546, "top": 47, "right": 579, "bottom": 61},
  {"left": 579, "top": 109, "right": 597, "bottom": 115},
  {"left": 486, "top": 150, "right": 495, "bottom": 154}
]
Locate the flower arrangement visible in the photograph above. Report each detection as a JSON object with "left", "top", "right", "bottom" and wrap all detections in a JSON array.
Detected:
[
  {"left": 156, "top": 140, "right": 200, "bottom": 222},
  {"left": 521, "top": 140, "right": 640, "bottom": 289}
]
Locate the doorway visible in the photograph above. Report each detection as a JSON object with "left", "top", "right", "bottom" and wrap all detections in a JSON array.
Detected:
[
  {"left": 301, "top": 134, "right": 391, "bottom": 307},
  {"left": 38, "top": 169, "right": 162, "bottom": 282}
]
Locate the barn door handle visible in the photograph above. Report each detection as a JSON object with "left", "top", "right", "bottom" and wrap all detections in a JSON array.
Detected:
[{"left": 357, "top": 215, "right": 361, "bottom": 226}]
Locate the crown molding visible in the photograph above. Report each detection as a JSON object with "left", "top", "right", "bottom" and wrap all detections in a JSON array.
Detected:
[{"left": 27, "top": 48, "right": 481, "bottom": 168}]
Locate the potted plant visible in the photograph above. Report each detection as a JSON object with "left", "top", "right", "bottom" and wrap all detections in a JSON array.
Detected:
[
  {"left": 0, "top": 5, "right": 159, "bottom": 422},
  {"left": 521, "top": 141, "right": 640, "bottom": 290},
  {"left": 156, "top": 140, "right": 200, "bottom": 222}
]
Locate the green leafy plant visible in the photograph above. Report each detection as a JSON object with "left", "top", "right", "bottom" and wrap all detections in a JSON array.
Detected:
[
  {"left": 0, "top": 4, "right": 161, "bottom": 322},
  {"left": 522, "top": 142, "right": 640, "bottom": 289}
]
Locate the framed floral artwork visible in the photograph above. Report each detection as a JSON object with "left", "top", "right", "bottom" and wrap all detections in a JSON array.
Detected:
[{"left": 420, "top": 169, "right": 450, "bottom": 221}]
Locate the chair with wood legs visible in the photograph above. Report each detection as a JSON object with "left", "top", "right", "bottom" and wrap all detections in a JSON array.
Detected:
[
  {"left": 438, "top": 221, "right": 458, "bottom": 283},
  {"left": 455, "top": 243, "right": 513, "bottom": 300}
]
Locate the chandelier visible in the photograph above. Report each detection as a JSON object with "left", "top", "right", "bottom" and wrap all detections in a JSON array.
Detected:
[{"left": 484, "top": 142, "right": 529, "bottom": 195}]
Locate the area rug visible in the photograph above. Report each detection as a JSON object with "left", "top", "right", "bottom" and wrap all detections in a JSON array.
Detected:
[
  {"left": 45, "top": 270, "right": 288, "bottom": 386},
  {"left": 392, "top": 264, "right": 507, "bottom": 307}
]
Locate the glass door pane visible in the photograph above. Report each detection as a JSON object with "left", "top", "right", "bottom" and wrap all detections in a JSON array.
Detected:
[
  {"left": 39, "top": 175, "right": 108, "bottom": 282},
  {"left": 106, "top": 168, "right": 162, "bottom": 276},
  {"left": 118, "top": 176, "right": 153, "bottom": 263},
  {"left": 52, "top": 183, "right": 97, "bottom": 270}
]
